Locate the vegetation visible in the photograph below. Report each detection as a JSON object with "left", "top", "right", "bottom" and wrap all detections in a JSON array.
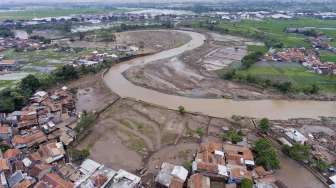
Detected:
[
  {"left": 241, "top": 51, "right": 264, "bottom": 69},
  {"left": 222, "top": 129, "right": 243, "bottom": 144},
  {"left": 282, "top": 144, "right": 310, "bottom": 162},
  {"left": 74, "top": 112, "right": 97, "bottom": 134},
  {"left": 183, "top": 160, "right": 193, "bottom": 172},
  {"left": 0, "top": 28, "right": 14, "bottom": 38},
  {"left": 178, "top": 105, "right": 186, "bottom": 115},
  {"left": 240, "top": 178, "right": 253, "bottom": 188},
  {"left": 196, "top": 128, "right": 205, "bottom": 137},
  {"left": 0, "top": 7, "right": 121, "bottom": 21},
  {"left": 258, "top": 118, "right": 270, "bottom": 133},
  {"left": 69, "top": 148, "right": 90, "bottom": 163},
  {"left": 313, "top": 158, "right": 330, "bottom": 172},
  {"left": 221, "top": 62, "right": 335, "bottom": 94},
  {"left": 319, "top": 51, "right": 336, "bottom": 63},
  {"left": 253, "top": 139, "right": 280, "bottom": 170}
]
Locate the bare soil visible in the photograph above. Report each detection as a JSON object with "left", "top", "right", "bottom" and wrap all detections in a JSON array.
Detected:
[
  {"left": 66, "top": 72, "right": 120, "bottom": 112},
  {"left": 124, "top": 31, "right": 282, "bottom": 99},
  {"left": 57, "top": 30, "right": 191, "bottom": 53},
  {"left": 76, "top": 98, "right": 241, "bottom": 174}
]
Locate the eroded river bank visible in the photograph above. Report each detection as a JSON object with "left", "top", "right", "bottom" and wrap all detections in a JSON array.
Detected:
[{"left": 103, "top": 30, "right": 336, "bottom": 120}]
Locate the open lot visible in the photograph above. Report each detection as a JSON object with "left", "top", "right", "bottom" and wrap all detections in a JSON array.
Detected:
[{"left": 76, "top": 98, "right": 211, "bottom": 173}]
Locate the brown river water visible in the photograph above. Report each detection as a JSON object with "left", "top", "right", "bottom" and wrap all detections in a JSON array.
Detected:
[{"left": 104, "top": 30, "right": 336, "bottom": 120}]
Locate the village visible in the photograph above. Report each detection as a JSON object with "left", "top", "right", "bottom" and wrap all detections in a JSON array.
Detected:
[{"left": 0, "top": 83, "right": 336, "bottom": 188}]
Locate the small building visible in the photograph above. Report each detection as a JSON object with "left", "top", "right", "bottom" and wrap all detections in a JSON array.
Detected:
[
  {"left": 285, "top": 128, "right": 307, "bottom": 144},
  {"left": 188, "top": 173, "right": 210, "bottom": 188},
  {"left": 155, "top": 162, "right": 188, "bottom": 188},
  {"left": 0, "top": 60, "right": 17, "bottom": 71}
]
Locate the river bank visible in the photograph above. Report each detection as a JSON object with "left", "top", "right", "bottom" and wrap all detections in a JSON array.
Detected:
[{"left": 103, "top": 29, "right": 336, "bottom": 120}]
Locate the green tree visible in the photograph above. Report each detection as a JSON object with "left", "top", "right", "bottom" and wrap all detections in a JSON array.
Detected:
[
  {"left": 258, "top": 118, "right": 270, "bottom": 133},
  {"left": 224, "top": 130, "right": 243, "bottom": 144},
  {"left": 20, "top": 74, "right": 40, "bottom": 95},
  {"left": 69, "top": 148, "right": 90, "bottom": 163},
  {"left": 178, "top": 106, "right": 186, "bottom": 115},
  {"left": 282, "top": 144, "right": 310, "bottom": 162},
  {"left": 54, "top": 65, "right": 79, "bottom": 81},
  {"left": 241, "top": 178, "right": 253, "bottom": 188},
  {"left": 253, "top": 139, "right": 280, "bottom": 170}
]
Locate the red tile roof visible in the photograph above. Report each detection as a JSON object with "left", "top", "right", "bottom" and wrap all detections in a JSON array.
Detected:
[
  {"left": 3, "top": 149, "right": 21, "bottom": 159},
  {"left": 41, "top": 173, "right": 73, "bottom": 188}
]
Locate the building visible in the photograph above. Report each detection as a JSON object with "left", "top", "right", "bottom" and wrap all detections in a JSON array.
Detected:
[
  {"left": 38, "top": 142, "right": 65, "bottom": 164},
  {"left": 188, "top": 173, "right": 210, "bottom": 188},
  {"left": 0, "top": 126, "right": 12, "bottom": 141},
  {"left": 39, "top": 173, "right": 74, "bottom": 188},
  {"left": 12, "top": 130, "right": 47, "bottom": 149},
  {"left": 155, "top": 162, "right": 188, "bottom": 188},
  {"left": 285, "top": 128, "right": 307, "bottom": 144},
  {"left": 0, "top": 60, "right": 17, "bottom": 71}
]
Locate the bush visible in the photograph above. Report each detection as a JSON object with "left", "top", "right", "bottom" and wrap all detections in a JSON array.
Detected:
[
  {"left": 282, "top": 144, "right": 310, "bottom": 162},
  {"left": 178, "top": 106, "right": 186, "bottom": 115},
  {"left": 75, "top": 112, "right": 97, "bottom": 134},
  {"left": 241, "top": 51, "right": 264, "bottom": 69},
  {"left": 223, "top": 129, "right": 243, "bottom": 144},
  {"left": 196, "top": 128, "right": 204, "bottom": 137},
  {"left": 241, "top": 178, "right": 253, "bottom": 188},
  {"left": 258, "top": 118, "right": 270, "bottom": 133},
  {"left": 69, "top": 148, "right": 90, "bottom": 163}
]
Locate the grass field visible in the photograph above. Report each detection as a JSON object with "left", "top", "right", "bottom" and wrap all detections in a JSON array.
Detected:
[
  {"left": 235, "top": 62, "right": 336, "bottom": 92},
  {"left": 0, "top": 7, "right": 126, "bottom": 21},
  {"left": 319, "top": 51, "right": 336, "bottom": 63},
  {"left": 196, "top": 17, "right": 336, "bottom": 48},
  {"left": 0, "top": 80, "right": 15, "bottom": 89},
  {"left": 1, "top": 48, "right": 91, "bottom": 67}
]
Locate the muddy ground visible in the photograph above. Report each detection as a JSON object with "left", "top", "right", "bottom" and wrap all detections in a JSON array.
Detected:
[
  {"left": 64, "top": 72, "right": 120, "bottom": 112},
  {"left": 56, "top": 30, "right": 191, "bottom": 53},
  {"left": 124, "top": 31, "right": 283, "bottom": 99},
  {"left": 75, "top": 97, "right": 252, "bottom": 173}
]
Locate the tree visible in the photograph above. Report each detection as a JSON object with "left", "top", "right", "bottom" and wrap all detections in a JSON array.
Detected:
[
  {"left": 20, "top": 74, "right": 40, "bottom": 95},
  {"left": 54, "top": 65, "right": 79, "bottom": 81},
  {"left": 258, "top": 118, "right": 270, "bottom": 133},
  {"left": 69, "top": 148, "right": 90, "bottom": 163},
  {"left": 253, "top": 139, "right": 280, "bottom": 170},
  {"left": 223, "top": 129, "right": 243, "bottom": 144},
  {"left": 282, "top": 144, "right": 310, "bottom": 162},
  {"left": 241, "top": 178, "right": 253, "bottom": 188},
  {"left": 178, "top": 106, "right": 186, "bottom": 115}
]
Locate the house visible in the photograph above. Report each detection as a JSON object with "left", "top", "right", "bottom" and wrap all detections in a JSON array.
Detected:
[
  {"left": 3, "top": 149, "right": 21, "bottom": 161},
  {"left": 108, "top": 169, "right": 141, "bottom": 188},
  {"left": 39, "top": 173, "right": 74, "bottom": 188},
  {"left": 192, "top": 142, "right": 228, "bottom": 179},
  {"left": 0, "top": 126, "right": 12, "bottom": 141},
  {"left": 12, "top": 130, "right": 47, "bottom": 148},
  {"left": 0, "top": 159, "right": 10, "bottom": 174},
  {"left": 155, "top": 162, "right": 188, "bottom": 188},
  {"left": 38, "top": 142, "right": 65, "bottom": 164},
  {"left": 188, "top": 173, "right": 210, "bottom": 188},
  {"left": 12, "top": 179, "right": 34, "bottom": 188},
  {"left": 285, "top": 128, "right": 307, "bottom": 144},
  {"left": 0, "top": 60, "right": 17, "bottom": 71}
]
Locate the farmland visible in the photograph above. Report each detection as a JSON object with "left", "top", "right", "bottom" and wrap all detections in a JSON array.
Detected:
[
  {"left": 0, "top": 7, "right": 125, "bottom": 21},
  {"left": 234, "top": 61, "right": 336, "bottom": 93}
]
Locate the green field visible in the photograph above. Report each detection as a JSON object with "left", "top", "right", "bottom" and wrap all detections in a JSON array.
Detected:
[
  {"left": 1, "top": 48, "right": 91, "bottom": 67},
  {"left": 196, "top": 17, "right": 336, "bottom": 48},
  {"left": 235, "top": 62, "right": 336, "bottom": 92},
  {"left": 0, "top": 7, "right": 126, "bottom": 21},
  {"left": 0, "top": 80, "right": 15, "bottom": 90},
  {"left": 319, "top": 51, "right": 336, "bottom": 63}
]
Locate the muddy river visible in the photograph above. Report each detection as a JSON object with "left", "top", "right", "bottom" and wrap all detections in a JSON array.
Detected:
[{"left": 104, "top": 30, "right": 336, "bottom": 120}]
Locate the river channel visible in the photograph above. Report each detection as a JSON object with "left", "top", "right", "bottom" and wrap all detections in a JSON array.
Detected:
[{"left": 103, "top": 30, "right": 336, "bottom": 120}]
